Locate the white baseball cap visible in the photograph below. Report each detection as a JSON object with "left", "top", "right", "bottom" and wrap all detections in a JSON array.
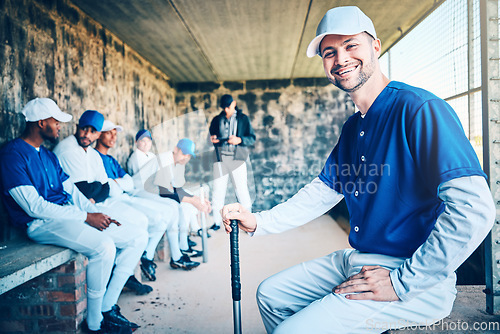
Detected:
[
  {"left": 306, "top": 6, "right": 377, "bottom": 58},
  {"left": 101, "top": 120, "right": 123, "bottom": 132},
  {"left": 21, "top": 98, "right": 72, "bottom": 122}
]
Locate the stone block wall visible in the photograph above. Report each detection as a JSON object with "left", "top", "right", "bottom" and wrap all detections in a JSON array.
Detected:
[
  {"left": 0, "top": 0, "right": 176, "bottom": 159},
  {"left": 0, "top": 254, "right": 87, "bottom": 333},
  {"left": 174, "top": 78, "right": 355, "bottom": 211}
]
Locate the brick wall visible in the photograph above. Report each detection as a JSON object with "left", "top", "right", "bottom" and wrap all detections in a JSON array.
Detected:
[
  {"left": 174, "top": 79, "right": 354, "bottom": 211},
  {"left": 0, "top": 254, "right": 87, "bottom": 333}
]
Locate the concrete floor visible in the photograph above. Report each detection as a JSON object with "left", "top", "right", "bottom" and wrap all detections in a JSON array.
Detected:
[
  {"left": 117, "top": 215, "right": 500, "bottom": 334},
  {"left": 117, "top": 215, "right": 350, "bottom": 333}
]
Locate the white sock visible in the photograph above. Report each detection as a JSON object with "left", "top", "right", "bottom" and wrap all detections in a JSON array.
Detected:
[
  {"left": 101, "top": 271, "right": 130, "bottom": 312},
  {"left": 166, "top": 230, "right": 182, "bottom": 261},
  {"left": 179, "top": 230, "right": 189, "bottom": 251},
  {"left": 87, "top": 296, "right": 104, "bottom": 330},
  {"left": 145, "top": 231, "right": 164, "bottom": 260}
]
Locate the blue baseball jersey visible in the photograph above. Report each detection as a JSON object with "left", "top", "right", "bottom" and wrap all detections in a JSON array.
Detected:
[
  {"left": 319, "top": 81, "right": 486, "bottom": 258},
  {"left": 0, "top": 138, "right": 71, "bottom": 228},
  {"left": 98, "top": 151, "right": 126, "bottom": 179}
]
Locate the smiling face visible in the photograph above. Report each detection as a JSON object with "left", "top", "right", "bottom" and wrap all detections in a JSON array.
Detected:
[
  {"left": 98, "top": 129, "right": 117, "bottom": 149},
  {"left": 320, "top": 33, "right": 380, "bottom": 93}
]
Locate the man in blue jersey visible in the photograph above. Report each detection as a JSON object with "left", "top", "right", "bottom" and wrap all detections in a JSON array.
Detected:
[
  {"left": 0, "top": 98, "right": 147, "bottom": 333},
  {"left": 222, "top": 6, "right": 496, "bottom": 334},
  {"left": 95, "top": 120, "right": 201, "bottom": 275}
]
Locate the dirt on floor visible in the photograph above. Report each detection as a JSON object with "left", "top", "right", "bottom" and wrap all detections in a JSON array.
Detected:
[{"left": 117, "top": 215, "right": 350, "bottom": 334}]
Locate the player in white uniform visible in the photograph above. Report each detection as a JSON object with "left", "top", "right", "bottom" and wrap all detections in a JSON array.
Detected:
[
  {"left": 127, "top": 132, "right": 211, "bottom": 256},
  {"left": 95, "top": 121, "right": 200, "bottom": 274},
  {"left": 0, "top": 98, "right": 146, "bottom": 333},
  {"left": 53, "top": 110, "right": 154, "bottom": 295}
]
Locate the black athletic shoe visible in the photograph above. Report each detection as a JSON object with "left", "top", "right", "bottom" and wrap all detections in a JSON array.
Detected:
[
  {"left": 209, "top": 223, "right": 221, "bottom": 231},
  {"left": 102, "top": 305, "right": 138, "bottom": 331},
  {"left": 82, "top": 320, "right": 125, "bottom": 334},
  {"left": 140, "top": 253, "right": 157, "bottom": 281},
  {"left": 170, "top": 254, "right": 200, "bottom": 270},
  {"left": 188, "top": 236, "right": 197, "bottom": 247},
  {"left": 197, "top": 228, "right": 211, "bottom": 238},
  {"left": 181, "top": 246, "right": 203, "bottom": 258},
  {"left": 124, "top": 275, "right": 153, "bottom": 295}
]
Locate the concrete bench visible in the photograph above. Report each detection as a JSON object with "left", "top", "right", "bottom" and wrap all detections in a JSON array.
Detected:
[
  {"left": 0, "top": 239, "right": 77, "bottom": 295},
  {"left": 0, "top": 238, "right": 86, "bottom": 333}
]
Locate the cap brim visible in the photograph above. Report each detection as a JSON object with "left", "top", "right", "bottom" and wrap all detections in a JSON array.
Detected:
[
  {"left": 306, "top": 30, "right": 377, "bottom": 58},
  {"left": 54, "top": 113, "right": 73, "bottom": 123},
  {"left": 306, "top": 33, "right": 328, "bottom": 58}
]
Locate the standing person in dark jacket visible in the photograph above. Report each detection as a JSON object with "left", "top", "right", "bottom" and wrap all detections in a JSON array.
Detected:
[{"left": 209, "top": 94, "right": 256, "bottom": 230}]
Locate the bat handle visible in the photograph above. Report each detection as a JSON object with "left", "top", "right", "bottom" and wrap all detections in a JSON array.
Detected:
[{"left": 230, "top": 219, "right": 241, "bottom": 301}]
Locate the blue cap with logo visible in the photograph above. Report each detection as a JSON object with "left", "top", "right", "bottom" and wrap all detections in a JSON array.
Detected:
[
  {"left": 177, "top": 138, "right": 196, "bottom": 157},
  {"left": 79, "top": 110, "right": 104, "bottom": 131},
  {"left": 135, "top": 129, "right": 152, "bottom": 141}
]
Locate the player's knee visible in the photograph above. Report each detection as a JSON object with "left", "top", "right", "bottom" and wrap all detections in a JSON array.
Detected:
[
  {"left": 137, "top": 212, "right": 149, "bottom": 230},
  {"left": 88, "top": 237, "right": 116, "bottom": 270},
  {"left": 132, "top": 228, "right": 148, "bottom": 249},
  {"left": 94, "top": 236, "right": 116, "bottom": 259},
  {"left": 256, "top": 278, "right": 274, "bottom": 309}
]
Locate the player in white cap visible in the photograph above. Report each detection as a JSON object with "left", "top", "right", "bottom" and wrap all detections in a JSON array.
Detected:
[{"left": 222, "top": 6, "right": 495, "bottom": 333}]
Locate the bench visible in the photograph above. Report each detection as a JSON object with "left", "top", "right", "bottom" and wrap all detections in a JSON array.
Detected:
[
  {"left": 0, "top": 237, "right": 86, "bottom": 333},
  {"left": 0, "top": 239, "right": 77, "bottom": 294}
]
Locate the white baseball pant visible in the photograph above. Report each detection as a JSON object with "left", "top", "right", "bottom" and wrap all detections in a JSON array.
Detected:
[
  {"left": 27, "top": 212, "right": 148, "bottom": 330},
  {"left": 132, "top": 189, "right": 188, "bottom": 260},
  {"left": 258, "top": 249, "right": 456, "bottom": 334},
  {"left": 212, "top": 155, "right": 252, "bottom": 226}
]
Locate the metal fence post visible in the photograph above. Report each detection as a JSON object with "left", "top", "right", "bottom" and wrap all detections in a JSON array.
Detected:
[{"left": 481, "top": 0, "right": 500, "bottom": 315}]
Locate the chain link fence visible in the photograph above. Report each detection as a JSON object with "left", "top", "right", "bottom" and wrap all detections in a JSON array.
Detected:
[{"left": 380, "top": 0, "right": 484, "bottom": 163}]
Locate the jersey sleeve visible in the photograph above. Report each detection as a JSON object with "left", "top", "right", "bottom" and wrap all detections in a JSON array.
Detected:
[
  {"left": 318, "top": 143, "right": 342, "bottom": 193},
  {"left": 50, "top": 150, "right": 70, "bottom": 184},
  {"left": 0, "top": 151, "right": 34, "bottom": 192},
  {"left": 113, "top": 158, "right": 127, "bottom": 178},
  {"left": 407, "top": 99, "right": 486, "bottom": 193}
]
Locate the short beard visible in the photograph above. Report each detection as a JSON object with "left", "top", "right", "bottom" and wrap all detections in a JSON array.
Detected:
[
  {"left": 329, "top": 52, "right": 376, "bottom": 93},
  {"left": 41, "top": 132, "right": 58, "bottom": 144},
  {"left": 76, "top": 137, "right": 92, "bottom": 148},
  {"left": 43, "top": 136, "right": 58, "bottom": 144}
]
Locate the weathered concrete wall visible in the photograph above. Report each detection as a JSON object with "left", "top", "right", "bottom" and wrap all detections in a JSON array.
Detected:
[
  {"left": 0, "top": 0, "right": 176, "bottom": 162},
  {"left": 174, "top": 79, "right": 355, "bottom": 211}
]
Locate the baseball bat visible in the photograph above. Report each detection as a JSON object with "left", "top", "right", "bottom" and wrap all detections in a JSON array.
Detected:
[{"left": 230, "top": 219, "right": 242, "bottom": 334}]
